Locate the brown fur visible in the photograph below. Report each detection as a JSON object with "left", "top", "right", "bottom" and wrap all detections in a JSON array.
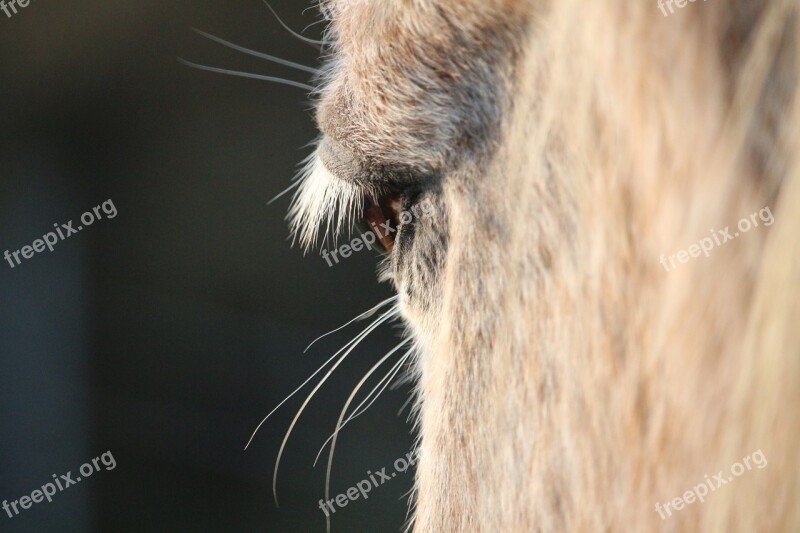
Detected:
[{"left": 296, "top": 0, "right": 800, "bottom": 530}]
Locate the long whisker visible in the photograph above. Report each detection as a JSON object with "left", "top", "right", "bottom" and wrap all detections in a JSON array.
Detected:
[
  {"left": 190, "top": 28, "right": 319, "bottom": 74},
  {"left": 323, "top": 345, "right": 411, "bottom": 532},
  {"left": 272, "top": 307, "right": 399, "bottom": 506},
  {"left": 313, "top": 340, "right": 411, "bottom": 466},
  {"left": 304, "top": 295, "right": 398, "bottom": 353},
  {"left": 347, "top": 349, "right": 412, "bottom": 421},
  {"left": 243, "top": 302, "right": 396, "bottom": 450},
  {"left": 177, "top": 58, "right": 315, "bottom": 92},
  {"left": 263, "top": 1, "right": 327, "bottom": 48},
  {"left": 244, "top": 312, "right": 392, "bottom": 452}
]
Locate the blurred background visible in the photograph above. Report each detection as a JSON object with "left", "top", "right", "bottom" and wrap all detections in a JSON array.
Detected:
[{"left": 0, "top": 1, "right": 415, "bottom": 531}]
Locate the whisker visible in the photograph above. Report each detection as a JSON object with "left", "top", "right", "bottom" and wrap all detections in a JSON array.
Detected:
[
  {"left": 177, "top": 58, "right": 315, "bottom": 92},
  {"left": 402, "top": 483, "right": 419, "bottom": 533},
  {"left": 272, "top": 307, "right": 399, "bottom": 506},
  {"left": 323, "top": 345, "right": 411, "bottom": 533},
  {"left": 400, "top": 486, "right": 416, "bottom": 500},
  {"left": 302, "top": 18, "right": 328, "bottom": 35},
  {"left": 190, "top": 28, "right": 319, "bottom": 74},
  {"left": 313, "top": 340, "right": 411, "bottom": 466},
  {"left": 263, "top": 1, "right": 327, "bottom": 48},
  {"left": 243, "top": 304, "right": 395, "bottom": 451},
  {"left": 389, "top": 363, "right": 415, "bottom": 391},
  {"left": 349, "top": 350, "right": 412, "bottom": 421},
  {"left": 397, "top": 391, "right": 416, "bottom": 417},
  {"left": 304, "top": 296, "right": 398, "bottom": 353}
]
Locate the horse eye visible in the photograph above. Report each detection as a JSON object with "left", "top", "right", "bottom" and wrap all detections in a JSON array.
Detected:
[{"left": 361, "top": 194, "right": 403, "bottom": 254}]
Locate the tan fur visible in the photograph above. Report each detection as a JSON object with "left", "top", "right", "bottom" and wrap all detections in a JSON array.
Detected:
[{"left": 295, "top": 0, "right": 800, "bottom": 530}]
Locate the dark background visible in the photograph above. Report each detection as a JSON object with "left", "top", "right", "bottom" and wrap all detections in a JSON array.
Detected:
[{"left": 0, "top": 1, "right": 415, "bottom": 531}]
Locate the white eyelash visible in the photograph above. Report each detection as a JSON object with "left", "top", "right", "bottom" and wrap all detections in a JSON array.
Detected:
[{"left": 288, "top": 150, "right": 366, "bottom": 252}]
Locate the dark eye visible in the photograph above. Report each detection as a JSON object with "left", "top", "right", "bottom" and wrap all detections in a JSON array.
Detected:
[
  {"left": 315, "top": 137, "right": 430, "bottom": 255},
  {"left": 361, "top": 194, "right": 403, "bottom": 254}
]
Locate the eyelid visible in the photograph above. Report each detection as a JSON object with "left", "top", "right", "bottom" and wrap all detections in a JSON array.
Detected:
[{"left": 318, "top": 137, "right": 364, "bottom": 186}]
